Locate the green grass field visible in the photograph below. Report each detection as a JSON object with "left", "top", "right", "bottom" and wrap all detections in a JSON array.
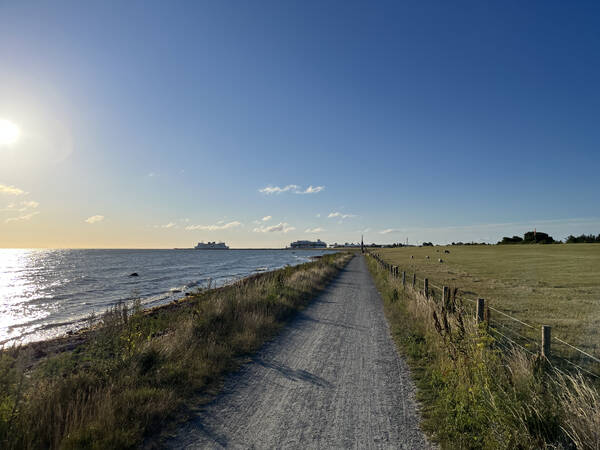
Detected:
[{"left": 375, "top": 244, "right": 600, "bottom": 367}]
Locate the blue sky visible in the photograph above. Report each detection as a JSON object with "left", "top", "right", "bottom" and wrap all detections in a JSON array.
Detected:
[{"left": 0, "top": 1, "right": 599, "bottom": 247}]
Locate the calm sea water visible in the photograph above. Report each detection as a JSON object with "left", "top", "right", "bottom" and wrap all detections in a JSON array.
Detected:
[{"left": 0, "top": 249, "right": 330, "bottom": 346}]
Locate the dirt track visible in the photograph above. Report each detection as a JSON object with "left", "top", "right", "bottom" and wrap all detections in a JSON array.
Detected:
[{"left": 168, "top": 255, "right": 430, "bottom": 449}]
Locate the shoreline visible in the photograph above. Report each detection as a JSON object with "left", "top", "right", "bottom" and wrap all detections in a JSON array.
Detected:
[
  {"left": 1, "top": 250, "right": 333, "bottom": 348},
  {"left": 0, "top": 252, "right": 352, "bottom": 448},
  {"left": 5, "top": 253, "right": 337, "bottom": 367}
]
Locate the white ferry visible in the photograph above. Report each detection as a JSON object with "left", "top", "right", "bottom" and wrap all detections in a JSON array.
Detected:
[{"left": 194, "top": 241, "right": 229, "bottom": 250}]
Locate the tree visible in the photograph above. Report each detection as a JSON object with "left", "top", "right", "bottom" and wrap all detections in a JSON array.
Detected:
[
  {"left": 523, "top": 231, "right": 554, "bottom": 244},
  {"left": 498, "top": 236, "right": 523, "bottom": 244}
]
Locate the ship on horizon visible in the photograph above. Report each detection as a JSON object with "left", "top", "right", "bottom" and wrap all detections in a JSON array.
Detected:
[{"left": 194, "top": 241, "right": 229, "bottom": 250}]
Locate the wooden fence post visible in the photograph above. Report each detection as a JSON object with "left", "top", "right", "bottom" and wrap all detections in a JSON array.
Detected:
[
  {"left": 542, "top": 326, "right": 551, "bottom": 358},
  {"left": 476, "top": 298, "right": 485, "bottom": 323},
  {"left": 402, "top": 271, "right": 406, "bottom": 287},
  {"left": 424, "top": 278, "right": 429, "bottom": 298},
  {"left": 412, "top": 273, "right": 416, "bottom": 287},
  {"left": 443, "top": 286, "right": 449, "bottom": 308}
]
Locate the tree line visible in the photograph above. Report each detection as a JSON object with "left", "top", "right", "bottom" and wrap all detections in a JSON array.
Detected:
[{"left": 498, "top": 231, "right": 600, "bottom": 244}]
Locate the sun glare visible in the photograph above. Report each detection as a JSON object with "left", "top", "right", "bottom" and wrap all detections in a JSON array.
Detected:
[{"left": 0, "top": 119, "right": 21, "bottom": 146}]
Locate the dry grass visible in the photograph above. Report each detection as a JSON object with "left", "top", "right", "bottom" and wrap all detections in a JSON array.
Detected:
[
  {"left": 366, "top": 253, "right": 600, "bottom": 449},
  {"left": 374, "top": 244, "right": 600, "bottom": 374},
  {"left": 0, "top": 252, "right": 351, "bottom": 449}
]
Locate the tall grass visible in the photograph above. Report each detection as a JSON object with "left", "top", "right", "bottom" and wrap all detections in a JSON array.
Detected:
[
  {"left": 366, "top": 255, "right": 600, "bottom": 449},
  {"left": 0, "top": 252, "right": 351, "bottom": 449}
]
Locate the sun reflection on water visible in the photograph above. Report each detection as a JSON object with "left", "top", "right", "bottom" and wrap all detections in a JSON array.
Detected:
[{"left": 0, "top": 249, "right": 52, "bottom": 344}]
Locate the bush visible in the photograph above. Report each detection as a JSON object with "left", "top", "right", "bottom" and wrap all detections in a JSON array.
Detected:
[{"left": 499, "top": 235, "right": 523, "bottom": 244}]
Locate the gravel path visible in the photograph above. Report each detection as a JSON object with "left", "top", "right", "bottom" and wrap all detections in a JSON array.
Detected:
[{"left": 168, "top": 255, "right": 431, "bottom": 449}]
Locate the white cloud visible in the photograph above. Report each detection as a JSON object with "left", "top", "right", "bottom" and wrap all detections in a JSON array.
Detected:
[
  {"left": 162, "top": 222, "right": 176, "bottom": 229},
  {"left": 147, "top": 172, "right": 156, "bottom": 177},
  {"left": 0, "top": 184, "right": 26, "bottom": 196},
  {"left": 316, "top": 213, "right": 321, "bottom": 218},
  {"left": 328, "top": 211, "right": 356, "bottom": 220},
  {"left": 305, "top": 227, "right": 325, "bottom": 233},
  {"left": 379, "top": 228, "right": 399, "bottom": 234},
  {"left": 253, "top": 222, "right": 295, "bottom": 233},
  {"left": 1, "top": 200, "right": 39, "bottom": 212},
  {"left": 261, "top": 215, "right": 272, "bottom": 222},
  {"left": 259, "top": 184, "right": 324, "bottom": 195},
  {"left": 296, "top": 185, "right": 324, "bottom": 194},
  {"left": 21, "top": 200, "right": 39, "bottom": 210},
  {"left": 5, "top": 211, "right": 40, "bottom": 223},
  {"left": 259, "top": 185, "right": 299, "bottom": 194},
  {"left": 85, "top": 215, "right": 105, "bottom": 224},
  {"left": 185, "top": 221, "right": 242, "bottom": 231}
]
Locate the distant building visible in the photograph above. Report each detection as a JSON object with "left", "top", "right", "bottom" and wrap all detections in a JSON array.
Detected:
[
  {"left": 290, "top": 239, "right": 327, "bottom": 249},
  {"left": 328, "top": 242, "right": 360, "bottom": 248}
]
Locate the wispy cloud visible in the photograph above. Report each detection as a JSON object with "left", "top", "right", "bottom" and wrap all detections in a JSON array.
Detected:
[
  {"left": 259, "top": 184, "right": 324, "bottom": 195},
  {"left": 1, "top": 200, "right": 39, "bottom": 212},
  {"left": 379, "top": 228, "right": 399, "bottom": 234},
  {"left": 21, "top": 200, "right": 39, "bottom": 210},
  {"left": 297, "top": 185, "right": 324, "bottom": 194},
  {"left": 85, "top": 215, "right": 105, "bottom": 224},
  {"left": 185, "top": 221, "right": 242, "bottom": 231},
  {"left": 259, "top": 185, "right": 299, "bottom": 194},
  {"left": 0, "top": 184, "right": 26, "bottom": 196},
  {"left": 328, "top": 211, "right": 356, "bottom": 220},
  {"left": 261, "top": 215, "right": 272, "bottom": 222},
  {"left": 305, "top": 227, "right": 325, "bottom": 233},
  {"left": 253, "top": 222, "right": 295, "bottom": 233},
  {"left": 5, "top": 211, "right": 39, "bottom": 223},
  {"left": 161, "top": 222, "right": 176, "bottom": 229}
]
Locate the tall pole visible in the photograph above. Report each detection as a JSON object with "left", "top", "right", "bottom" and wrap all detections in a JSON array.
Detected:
[{"left": 361, "top": 235, "right": 364, "bottom": 254}]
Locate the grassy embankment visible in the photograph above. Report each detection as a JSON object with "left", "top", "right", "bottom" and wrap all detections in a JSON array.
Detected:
[
  {"left": 375, "top": 244, "right": 600, "bottom": 364},
  {"left": 366, "top": 252, "right": 600, "bottom": 449},
  {"left": 0, "top": 252, "right": 351, "bottom": 449}
]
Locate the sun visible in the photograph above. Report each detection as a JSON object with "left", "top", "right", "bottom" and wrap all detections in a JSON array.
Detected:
[{"left": 0, "top": 119, "right": 21, "bottom": 146}]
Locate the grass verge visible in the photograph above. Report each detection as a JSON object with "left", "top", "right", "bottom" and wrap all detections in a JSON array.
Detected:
[
  {"left": 0, "top": 252, "right": 352, "bottom": 449},
  {"left": 365, "top": 254, "right": 600, "bottom": 449}
]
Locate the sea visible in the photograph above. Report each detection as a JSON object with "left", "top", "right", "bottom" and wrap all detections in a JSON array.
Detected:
[{"left": 0, "top": 248, "right": 331, "bottom": 346}]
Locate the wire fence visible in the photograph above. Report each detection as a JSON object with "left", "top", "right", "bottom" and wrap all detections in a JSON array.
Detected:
[{"left": 365, "top": 249, "right": 600, "bottom": 380}]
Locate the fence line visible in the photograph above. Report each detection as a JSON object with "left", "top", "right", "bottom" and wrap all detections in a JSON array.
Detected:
[
  {"left": 488, "top": 327, "right": 537, "bottom": 356},
  {"left": 364, "top": 248, "right": 600, "bottom": 378},
  {"left": 553, "top": 336, "right": 600, "bottom": 365},
  {"left": 485, "top": 305, "right": 536, "bottom": 330}
]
